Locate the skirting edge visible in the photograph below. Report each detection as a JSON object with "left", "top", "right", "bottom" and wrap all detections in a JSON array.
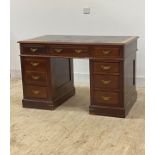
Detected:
[{"left": 89, "top": 105, "right": 125, "bottom": 118}]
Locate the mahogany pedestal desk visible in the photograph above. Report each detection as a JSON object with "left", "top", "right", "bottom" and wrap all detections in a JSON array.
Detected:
[{"left": 18, "top": 35, "right": 138, "bottom": 118}]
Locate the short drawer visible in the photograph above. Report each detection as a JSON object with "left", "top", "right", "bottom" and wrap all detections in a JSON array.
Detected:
[
  {"left": 24, "top": 71, "right": 48, "bottom": 85},
  {"left": 49, "top": 46, "right": 89, "bottom": 58},
  {"left": 93, "top": 91, "right": 120, "bottom": 105},
  {"left": 93, "top": 75, "right": 120, "bottom": 90},
  {"left": 21, "top": 44, "right": 47, "bottom": 55},
  {"left": 92, "top": 47, "right": 121, "bottom": 58},
  {"left": 92, "top": 62, "right": 120, "bottom": 74},
  {"left": 24, "top": 85, "right": 49, "bottom": 99},
  {"left": 21, "top": 57, "right": 49, "bottom": 72}
]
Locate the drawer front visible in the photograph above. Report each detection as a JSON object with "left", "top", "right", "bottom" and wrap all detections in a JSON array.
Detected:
[
  {"left": 93, "top": 91, "right": 120, "bottom": 105},
  {"left": 93, "top": 75, "right": 120, "bottom": 90},
  {"left": 22, "top": 57, "right": 49, "bottom": 72},
  {"left": 24, "top": 85, "right": 48, "bottom": 99},
  {"left": 21, "top": 44, "right": 46, "bottom": 55},
  {"left": 49, "top": 46, "right": 89, "bottom": 58},
  {"left": 24, "top": 71, "right": 48, "bottom": 85},
  {"left": 92, "top": 62, "right": 120, "bottom": 74},
  {"left": 92, "top": 47, "right": 121, "bottom": 58}
]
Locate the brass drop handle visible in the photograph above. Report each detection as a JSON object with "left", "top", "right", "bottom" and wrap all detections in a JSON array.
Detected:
[
  {"left": 32, "top": 90, "right": 40, "bottom": 95},
  {"left": 101, "top": 65, "right": 111, "bottom": 70},
  {"left": 102, "top": 50, "right": 110, "bottom": 55},
  {"left": 32, "top": 75, "right": 40, "bottom": 80},
  {"left": 101, "top": 96, "right": 111, "bottom": 101},
  {"left": 75, "top": 49, "right": 82, "bottom": 54},
  {"left": 55, "top": 49, "right": 63, "bottom": 53},
  {"left": 30, "top": 48, "right": 38, "bottom": 52},
  {"left": 101, "top": 80, "right": 111, "bottom": 85},
  {"left": 30, "top": 62, "right": 39, "bottom": 67}
]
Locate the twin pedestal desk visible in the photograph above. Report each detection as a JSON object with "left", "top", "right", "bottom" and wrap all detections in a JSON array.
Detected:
[{"left": 18, "top": 35, "right": 138, "bottom": 118}]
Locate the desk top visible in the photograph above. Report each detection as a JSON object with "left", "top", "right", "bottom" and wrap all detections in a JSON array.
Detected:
[{"left": 18, "top": 35, "right": 138, "bottom": 45}]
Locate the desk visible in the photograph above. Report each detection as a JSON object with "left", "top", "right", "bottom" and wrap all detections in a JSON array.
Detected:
[{"left": 18, "top": 35, "right": 138, "bottom": 118}]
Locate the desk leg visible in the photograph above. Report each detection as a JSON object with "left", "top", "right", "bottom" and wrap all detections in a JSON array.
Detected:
[
  {"left": 21, "top": 57, "right": 75, "bottom": 110},
  {"left": 89, "top": 52, "right": 137, "bottom": 118},
  {"left": 89, "top": 59, "right": 125, "bottom": 118}
]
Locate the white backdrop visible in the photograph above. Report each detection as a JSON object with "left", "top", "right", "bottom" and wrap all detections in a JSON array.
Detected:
[{"left": 10, "top": 0, "right": 145, "bottom": 86}]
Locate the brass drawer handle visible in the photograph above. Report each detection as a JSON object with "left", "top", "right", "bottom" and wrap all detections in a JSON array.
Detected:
[
  {"left": 102, "top": 50, "right": 111, "bottom": 55},
  {"left": 30, "top": 48, "right": 38, "bottom": 52},
  {"left": 101, "top": 65, "right": 111, "bottom": 70},
  {"left": 55, "top": 49, "right": 63, "bottom": 53},
  {"left": 101, "top": 96, "right": 111, "bottom": 101},
  {"left": 101, "top": 80, "right": 111, "bottom": 85},
  {"left": 30, "top": 62, "right": 39, "bottom": 67},
  {"left": 32, "top": 90, "right": 40, "bottom": 95},
  {"left": 75, "top": 49, "right": 82, "bottom": 54},
  {"left": 31, "top": 75, "right": 40, "bottom": 80}
]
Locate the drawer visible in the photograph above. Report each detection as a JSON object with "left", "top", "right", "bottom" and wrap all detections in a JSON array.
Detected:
[
  {"left": 93, "top": 75, "right": 120, "bottom": 90},
  {"left": 21, "top": 44, "right": 47, "bottom": 55},
  {"left": 92, "top": 62, "right": 120, "bottom": 74},
  {"left": 24, "top": 71, "right": 48, "bottom": 85},
  {"left": 22, "top": 57, "right": 49, "bottom": 72},
  {"left": 92, "top": 47, "right": 121, "bottom": 58},
  {"left": 49, "top": 46, "right": 89, "bottom": 58},
  {"left": 24, "top": 85, "right": 49, "bottom": 99},
  {"left": 93, "top": 91, "right": 120, "bottom": 105}
]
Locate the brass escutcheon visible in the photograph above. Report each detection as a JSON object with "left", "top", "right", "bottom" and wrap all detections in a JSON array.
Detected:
[
  {"left": 55, "top": 49, "right": 63, "bottom": 53},
  {"left": 102, "top": 50, "right": 110, "bottom": 55},
  {"left": 30, "top": 48, "right": 38, "bottom": 52},
  {"left": 32, "top": 75, "right": 40, "bottom": 80},
  {"left": 31, "top": 62, "right": 39, "bottom": 67},
  {"left": 101, "top": 96, "right": 111, "bottom": 101},
  {"left": 75, "top": 49, "right": 82, "bottom": 54},
  {"left": 101, "top": 65, "right": 111, "bottom": 70},
  {"left": 101, "top": 80, "right": 111, "bottom": 85},
  {"left": 32, "top": 90, "right": 40, "bottom": 95}
]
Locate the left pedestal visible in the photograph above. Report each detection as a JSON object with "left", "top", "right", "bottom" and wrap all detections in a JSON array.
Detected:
[{"left": 21, "top": 56, "right": 75, "bottom": 110}]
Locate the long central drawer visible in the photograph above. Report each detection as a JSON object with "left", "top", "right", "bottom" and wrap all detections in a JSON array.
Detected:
[{"left": 49, "top": 45, "right": 89, "bottom": 58}]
